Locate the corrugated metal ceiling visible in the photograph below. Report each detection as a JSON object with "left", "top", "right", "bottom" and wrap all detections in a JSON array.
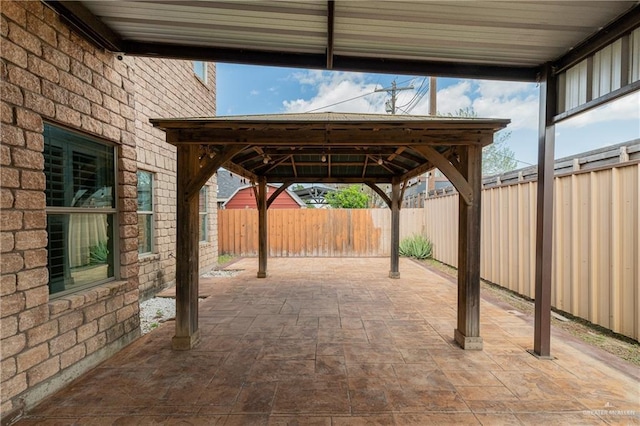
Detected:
[{"left": 79, "top": 0, "right": 637, "bottom": 70}]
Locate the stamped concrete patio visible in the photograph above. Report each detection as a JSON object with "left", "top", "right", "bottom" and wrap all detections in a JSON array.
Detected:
[{"left": 16, "top": 258, "right": 639, "bottom": 425}]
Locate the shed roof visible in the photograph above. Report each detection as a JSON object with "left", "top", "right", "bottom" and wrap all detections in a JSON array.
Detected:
[{"left": 223, "top": 183, "right": 307, "bottom": 209}]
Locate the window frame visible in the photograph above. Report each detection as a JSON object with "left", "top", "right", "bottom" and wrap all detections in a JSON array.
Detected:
[
  {"left": 199, "top": 186, "right": 208, "bottom": 243},
  {"left": 137, "top": 170, "right": 154, "bottom": 256},
  {"left": 44, "top": 122, "right": 119, "bottom": 298},
  {"left": 193, "top": 61, "right": 207, "bottom": 84}
]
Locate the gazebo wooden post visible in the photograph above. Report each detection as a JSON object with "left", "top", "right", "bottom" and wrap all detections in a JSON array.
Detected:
[
  {"left": 532, "top": 63, "right": 556, "bottom": 359},
  {"left": 454, "top": 144, "right": 483, "bottom": 350},
  {"left": 172, "top": 144, "right": 201, "bottom": 350},
  {"left": 389, "top": 177, "right": 401, "bottom": 278},
  {"left": 257, "top": 176, "right": 268, "bottom": 278}
]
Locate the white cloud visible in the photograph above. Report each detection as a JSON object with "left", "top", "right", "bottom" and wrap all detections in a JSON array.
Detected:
[
  {"left": 281, "top": 73, "right": 540, "bottom": 133},
  {"left": 283, "top": 71, "right": 387, "bottom": 113},
  {"left": 250, "top": 89, "right": 259, "bottom": 96},
  {"left": 430, "top": 81, "right": 473, "bottom": 115},
  {"left": 471, "top": 81, "right": 539, "bottom": 130}
]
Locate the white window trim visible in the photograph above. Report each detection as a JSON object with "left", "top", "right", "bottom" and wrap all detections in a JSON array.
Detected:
[
  {"left": 199, "top": 186, "right": 208, "bottom": 243},
  {"left": 137, "top": 170, "right": 154, "bottom": 256}
]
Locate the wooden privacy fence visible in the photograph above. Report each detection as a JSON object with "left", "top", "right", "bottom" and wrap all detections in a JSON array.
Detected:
[
  {"left": 424, "top": 161, "right": 640, "bottom": 341},
  {"left": 218, "top": 161, "right": 638, "bottom": 339},
  {"left": 218, "top": 208, "right": 426, "bottom": 257}
]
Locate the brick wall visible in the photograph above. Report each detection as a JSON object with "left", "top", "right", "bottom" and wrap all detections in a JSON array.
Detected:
[
  {"left": 132, "top": 57, "right": 217, "bottom": 299},
  {"left": 0, "top": 1, "right": 178, "bottom": 420}
]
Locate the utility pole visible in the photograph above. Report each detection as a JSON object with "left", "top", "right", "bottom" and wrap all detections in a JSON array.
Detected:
[
  {"left": 429, "top": 76, "right": 437, "bottom": 115},
  {"left": 375, "top": 80, "right": 413, "bottom": 114}
]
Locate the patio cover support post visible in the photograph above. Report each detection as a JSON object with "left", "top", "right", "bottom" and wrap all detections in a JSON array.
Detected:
[
  {"left": 173, "top": 144, "right": 201, "bottom": 350},
  {"left": 257, "top": 176, "right": 268, "bottom": 278},
  {"left": 389, "top": 177, "right": 401, "bottom": 278},
  {"left": 532, "top": 63, "right": 556, "bottom": 359},
  {"left": 454, "top": 144, "right": 483, "bottom": 350}
]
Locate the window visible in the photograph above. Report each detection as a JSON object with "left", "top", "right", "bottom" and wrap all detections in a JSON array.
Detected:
[
  {"left": 199, "top": 187, "right": 208, "bottom": 242},
  {"left": 193, "top": 61, "right": 207, "bottom": 83},
  {"left": 44, "top": 124, "right": 116, "bottom": 296},
  {"left": 137, "top": 171, "right": 153, "bottom": 254}
]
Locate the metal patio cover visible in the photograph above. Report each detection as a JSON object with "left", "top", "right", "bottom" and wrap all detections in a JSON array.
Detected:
[
  {"left": 44, "top": 0, "right": 640, "bottom": 356},
  {"left": 47, "top": 1, "right": 639, "bottom": 81}
]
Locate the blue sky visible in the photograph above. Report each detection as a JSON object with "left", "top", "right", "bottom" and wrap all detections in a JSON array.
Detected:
[{"left": 217, "top": 64, "right": 639, "bottom": 167}]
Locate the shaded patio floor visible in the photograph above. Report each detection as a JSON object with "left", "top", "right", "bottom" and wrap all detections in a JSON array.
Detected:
[{"left": 17, "top": 258, "right": 639, "bottom": 425}]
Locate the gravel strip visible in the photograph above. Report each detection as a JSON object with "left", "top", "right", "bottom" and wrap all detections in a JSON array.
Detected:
[
  {"left": 139, "top": 297, "right": 176, "bottom": 334},
  {"left": 139, "top": 269, "right": 242, "bottom": 334}
]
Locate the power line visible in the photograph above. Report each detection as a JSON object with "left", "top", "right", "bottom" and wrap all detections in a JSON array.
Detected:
[
  {"left": 374, "top": 80, "right": 414, "bottom": 114},
  {"left": 303, "top": 90, "right": 377, "bottom": 113}
]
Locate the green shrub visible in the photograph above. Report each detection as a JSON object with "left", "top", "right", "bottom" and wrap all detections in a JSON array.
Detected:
[
  {"left": 399, "top": 235, "right": 433, "bottom": 259},
  {"left": 89, "top": 240, "right": 109, "bottom": 265}
]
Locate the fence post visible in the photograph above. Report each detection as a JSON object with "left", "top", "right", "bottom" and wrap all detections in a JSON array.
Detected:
[
  {"left": 390, "top": 178, "right": 401, "bottom": 278},
  {"left": 257, "top": 176, "right": 268, "bottom": 278}
]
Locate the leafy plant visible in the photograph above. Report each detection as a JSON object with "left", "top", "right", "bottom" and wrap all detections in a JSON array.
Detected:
[
  {"left": 217, "top": 254, "right": 234, "bottom": 265},
  {"left": 89, "top": 240, "right": 109, "bottom": 265},
  {"left": 399, "top": 235, "right": 433, "bottom": 259},
  {"left": 325, "top": 185, "right": 369, "bottom": 208},
  {"left": 446, "top": 107, "right": 517, "bottom": 175}
]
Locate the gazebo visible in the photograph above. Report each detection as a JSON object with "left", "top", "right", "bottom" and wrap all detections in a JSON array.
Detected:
[
  {"left": 151, "top": 112, "right": 509, "bottom": 350},
  {"left": 46, "top": 0, "right": 640, "bottom": 358}
]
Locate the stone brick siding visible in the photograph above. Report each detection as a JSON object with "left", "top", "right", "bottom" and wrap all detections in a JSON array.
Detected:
[
  {"left": 0, "top": 1, "right": 217, "bottom": 420},
  {"left": 133, "top": 57, "right": 217, "bottom": 299}
]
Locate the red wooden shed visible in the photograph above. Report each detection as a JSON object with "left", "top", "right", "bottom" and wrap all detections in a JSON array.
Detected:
[{"left": 222, "top": 184, "right": 306, "bottom": 209}]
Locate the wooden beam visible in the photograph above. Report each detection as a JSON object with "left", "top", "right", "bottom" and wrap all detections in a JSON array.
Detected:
[
  {"left": 292, "top": 161, "right": 379, "bottom": 167},
  {"left": 257, "top": 177, "right": 268, "bottom": 278},
  {"left": 173, "top": 144, "right": 201, "bottom": 350},
  {"left": 185, "top": 145, "right": 247, "bottom": 199},
  {"left": 221, "top": 161, "right": 258, "bottom": 183},
  {"left": 386, "top": 146, "right": 406, "bottom": 162},
  {"left": 326, "top": 0, "right": 335, "bottom": 69},
  {"left": 361, "top": 156, "right": 369, "bottom": 179},
  {"left": 158, "top": 128, "right": 503, "bottom": 146},
  {"left": 399, "top": 179, "right": 408, "bottom": 206},
  {"left": 389, "top": 178, "right": 401, "bottom": 279},
  {"left": 400, "top": 161, "right": 435, "bottom": 183},
  {"left": 454, "top": 144, "right": 483, "bottom": 350},
  {"left": 365, "top": 182, "right": 391, "bottom": 208},
  {"left": 532, "top": 63, "right": 556, "bottom": 359},
  {"left": 367, "top": 155, "right": 396, "bottom": 174},
  {"left": 270, "top": 177, "right": 392, "bottom": 185},
  {"left": 267, "top": 181, "right": 293, "bottom": 209},
  {"left": 264, "top": 155, "right": 293, "bottom": 174},
  {"left": 412, "top": 145, "right": 473, "bottom": 205}
]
